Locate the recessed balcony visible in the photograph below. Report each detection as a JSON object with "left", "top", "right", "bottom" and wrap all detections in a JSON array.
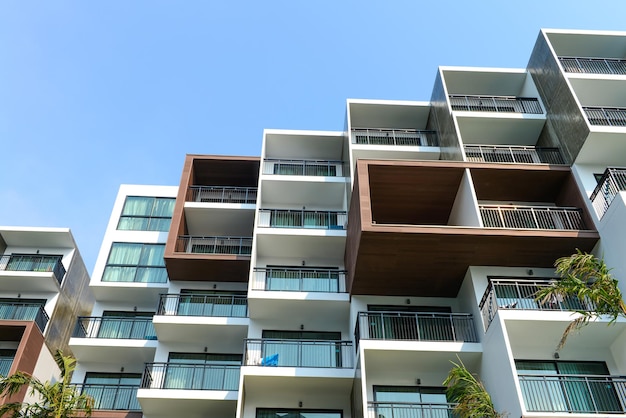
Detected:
[
  {"left": 465, "top": 144, "right": 565, "bottom": 165},
  {"left": 559, "top": 56, "right": 626, "bottom": 75},
  {"left": 175, "top": 235, "right": 252, "bottom": 255},
  {"left": 251, "top": 267, "right": 346, "bottom": 293},
  {"left": 590, "top": 167, "right": 626, "bottom": 219},
  {"left": 0, "top": 254, "right": 65, "bottom": 291},
  {"left": 449, "top": 95, "right": 543, "bottom": 114},
  {"left": 186, "top": 185, "right": 257, "bottom": 204},
  {"left": 583, "top": 106, "right": 626, "bottom": 126},
  {"left": 75, "top": 384, "right": 141, "bottom": 411},
  {"left": 479, "top": 205, "right": 586, "bottom": 230},
  {"left": 367, "top": 402, "right": 457, "bottom": 418},
  {"left": 244, "top": 339, "right": 353, "bottom": 369},
  {"left": 0, "top": 302, "right": 48, "bottom": 333},
  {"left": 258, "top": 209, "right": 347, "bottom": 230},
  {"left": 263, "top": 159, "right": 345, "bottom": 177},
  {"left": 351, "top": 128, "right": 438, "bottom": 147}
]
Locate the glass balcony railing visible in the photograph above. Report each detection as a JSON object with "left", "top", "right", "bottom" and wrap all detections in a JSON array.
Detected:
[
  {"left": 0, "top": 255, "right": 66, "bottom": 284},
  {"left": 354, "top": 312, "right": 478, "bottom": 348},
  {"left": 479, "top": 278, "right": 595, "bottom": 329},
  {"left": 73, "top": 317, "right": 157, "bottom": 340},
  {"left": 559, "top": 56, "right": 626, "bottom": 75},
  {"left": 186, "top": 186, "right": 257, "bottom": 204},
  {"left": 75, "top": 384, "right": 141, "bottom": 411},
  {"left": 584, "top": 106, "right": 626, "bottom": 126},
  {"left": 257, "top": 209, "right": 347, "bottom": 230},
  {"left": 449, "top": 95, "right": 543, "bottom": 114},
  {"left": 367, "top": 402, "right": 458, "bottom": 418},
  {"left": 141, "top": 363, "right": 240, "bottom": 391},
  {"left": 0, "top": 302, "right": 49, "bottom": 332},
  {"left": 590, "top": 167, "right": 626, "bottom": 219},
  {"left": 479, "top": 205, "right": 586, "bottom": 230},
  {"left": 175, "top": 236, "right": 252, "bottom": 255},
  {"left": 464, "top": 144, "right": 565, "bottom": 165},
  {"left": 252, "top": 267, "right": 347, "bottom": 293},
  {"left": 244, "top": 339, "right": 353, "bottom": 368},
  {"left": 157, "top": 294, "right": 248, "bottom": 317},
  {"left": 351, "top": 128, "right": 439, "bottom": 147},
  {"left": 263, "top": 159, "right": 345, "bottom": 177},
  {"left": 519, "top": 374, "right": 626, "bottom": 413}
]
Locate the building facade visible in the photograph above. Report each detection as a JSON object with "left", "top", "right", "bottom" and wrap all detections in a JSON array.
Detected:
[{"left": 72, "top": 28, "right": 626, "bottom": 418}]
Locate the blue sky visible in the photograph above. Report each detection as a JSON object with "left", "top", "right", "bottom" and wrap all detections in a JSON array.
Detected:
[{"left": 1, "top": 0, "right": 625, "bottom": 272}]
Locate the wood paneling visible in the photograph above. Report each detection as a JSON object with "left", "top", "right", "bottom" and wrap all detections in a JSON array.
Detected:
[{"left": 165, "top": 253, "right": 251, "bottom": 282}]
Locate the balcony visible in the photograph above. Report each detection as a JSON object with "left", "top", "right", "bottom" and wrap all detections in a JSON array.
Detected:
[
  {"left": 583, "top": 106, "right": 626, "bottom": 126},
  {"left": 186, "top": 185, "right": 257, "bottom": 204},
  {"left": 263, "top": 159, "right": 345, "bottom": 177},
  {"left": 479, "top": 278, "right": 595, "bottom": 329},
  {"left": 75, "top": 384, "right": 140, "bottom": 411},
  {"left": 351, "top": 128, "right": 438, "bottom": 147},
  {"left": 244, "top": 339, "right": 353, "bottom": 368},
  {"left": 141, "top": 363, "right": 240, "bottom": 391},
  {"left": 464, "top": 145, "right": 565, "bottom": 165},
  {"left": 258, "top": 209, "right": 347, "bottom": 230},
  {"left": 590, "top": 167, "right": 626, "bottom": 219},
  {"left": 367, "top": 402, "right": 457, "bottom": 418},
  {"left": 519, "top": 374, "right": 626, "bottom": 413},
  {"left": 158, "top": 294, "right": 247, "bottom": 317},
  {"left": 559, "top": 56, "right": 626, "bottom": 75},
  {"left": 479, "top": 205, "right": 586, "bottom": 230},
  {"left": 449, "top": 95, "right": 542, "bottom": 114},
  {"left": 0, "top": 255, "right": 65, "bottom": 291},
  {"left": 252, "top": 267, "right": 346, "bottom": 293},
  {"left": 174, "top": 235, "right": 252, "bottom": 255},
  {"left": 0, "top": 302, "right": 49, "bottom": 333},
  {"left": 355, "top": 312, "right": 478, "bottom": 348},
  {"left": 73, "top": 317, "right": 156, "bottom": 340}
]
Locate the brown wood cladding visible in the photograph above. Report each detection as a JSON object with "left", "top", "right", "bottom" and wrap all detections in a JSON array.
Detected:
[
  {"left": 165, "top": 254, "right": 251, "bottom": 282},
  {"left": 345, "top": 160, "right": 600, "bottom": 297}
]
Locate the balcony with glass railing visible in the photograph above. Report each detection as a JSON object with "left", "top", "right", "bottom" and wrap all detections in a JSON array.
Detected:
[
  {"left": 449, "top": 95, "right": 543, "bottom": 114},
  {"left": 351, "top": 128, "right": 439, "bottom": 147},
  {"left": 257, "top": 209, "right": 347, "bottom": 230},
  {"left": 583, "top": 106, "right": 626, "bottom": 126},
  {"left": 464, "top": 144, "right": 565, "bottom": 165},
  {"left": 73, "top": 317, "right": 156, "bottom": 340},
  {"left": 590, "top": 167, "right": 626, "bottom": 219},
  {"left": 479, "top": 278, "right": 595, "bottom": 329},
  {"left": 140, "top": 363, "right": 240, "bottom": 391},
  {"left": 174, "top": 236, "right": 252, "bottom": 255},
  {"left": 367, "top": 402, "right": 457, "bottom": 418},
  {"left": 559, "top": 56, "right": 626, "bottom": 75},
  {"left": 479, "top": 205, "right": 586, "bottom": 230},
  {"left": 0, "top": 254, "right": 66, "bottom": 285},
  {"left": 519, "top": 374, "right": 626, "bottom": 414},
  {"left": 244, "top": 339, "right": 353, "bottom": 369},
  {"left": 252, "top": 267, "right": 346, "bottom": 293},
  {"left": 354, "top": 312, "right": 478, "bottom": 348},
  {"left": 75, "top": 384, "right": 141, "bottom": 411},
  {"left": 0, "top": 302, "right": 49, "bottom": 332},
  {"left": 157, "top": 294, "right": 248, "bottom": 317},
  {"left": 263, "top": 159, "right": 345, "bottom": 177},
  {"left": 186, "top": 186, "right": 257, "bottom": 204}
]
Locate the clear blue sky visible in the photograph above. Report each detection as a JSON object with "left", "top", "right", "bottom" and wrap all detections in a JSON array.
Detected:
[{"left": 1, "top": 0, "right": 625, "bottom": 273}]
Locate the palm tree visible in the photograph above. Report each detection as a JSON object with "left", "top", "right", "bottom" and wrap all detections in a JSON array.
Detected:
[
  {"left": 535, "top": 249, "right": 626, "bottom": 350},
  {"left": 0, "top": 350, "right": 92, "bottom": 418},
  {"left": 443, "top": 358, "right": 506, "bottom": 418}
]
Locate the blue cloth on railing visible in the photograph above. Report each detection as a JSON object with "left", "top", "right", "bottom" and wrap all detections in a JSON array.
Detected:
[{"left": 261, "top": 353, "right": 279, "bottom": 366}]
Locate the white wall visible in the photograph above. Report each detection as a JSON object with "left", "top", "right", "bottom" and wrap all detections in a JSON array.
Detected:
[{"left": 448, "top": 169, "right": 481, "bottom": 226}]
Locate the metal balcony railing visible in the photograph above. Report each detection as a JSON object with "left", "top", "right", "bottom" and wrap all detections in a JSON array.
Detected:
[
  {"left": 0, "top": 302, "right": 49, "bottom": 332},
  {"left": 479, "top": 205, "right": 586, "bottom": 230},
  {"left": 257, "top": 209, "right": 347, "bottom": 230},
  {"left": 175, "top": 236, "right": 252, "bottom": 255},
  {"left": 73, "top": 317, "right": 157, "bottom": 340},
  {"left": 263, "top": 159, "right": 345, "bottom": 177},
  {"left": 141, "top": 363, "right": 240, "bottom": 390},
  {"left": 354, "top": 312, "right": 478, "bottom": 348},
  {"left": 0, "top": 255, "right": 66, "bottom": 284},
  {"left": 252, "top": 267, "right": 347, "bottom": 293},
  {"left": 367, "top": 402, "right": 458, "bottom": 418},
  {"left": 479, "top": 278, "right": 595, "bottom": 329},
  {"left": 157, "top": 294, "right": 248, "bottom": 317},
  {"left": 74, "top": 384, "right": 141, "bottom": 411},
  {"left": 519, "top": 374, "right": 626, "bottom": 413},
  {"left": 244, "top": 339, "right": 353, "bottom": 368},
  {"left": 590, "top": 167, "right": 626, "bottom": 219},
  {"left": 583, "top": 106, "right": 626, "bottom": 126},
  {"left": 351, "top": 128, "right": 439, "bottom": 147},
  {"left": 186, "top": 186, "right": 257, "bottom": 204},
  {"left": 464, "top": 144, "right": 565, "bottom": 164},
  {"left": 449, "top": 95, "right": 543, "bottom": 114},
  {"left": 559, "top": 56, "right": 626, "bottom": 75}
]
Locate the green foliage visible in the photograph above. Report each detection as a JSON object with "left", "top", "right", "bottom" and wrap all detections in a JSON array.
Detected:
[
  {"left": 535, "top": 249, "right": 626, "bottom": 349},
  {"left": 0, "top": 351, "right": 92, "bottom": 418},
  {"left": 443, "top": 358, "right": 506, "bottom": 418}
]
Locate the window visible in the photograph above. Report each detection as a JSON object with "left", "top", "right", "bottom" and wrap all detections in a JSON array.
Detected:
[
  {"left": 97, "top": 311, "right": 156, "bottom": 339},
  {"left": 0, "top": 349, "right": 15, "bottom": 377},
  {"left": 374, "top": 385, "right": 448, "bottom": 403},
  {"left": 117, "top": 196, "right": 175, "bottom": 231},
  {"left": 82, "top": 373, "right": 141, "bottom": 410},
  {"left": 257, "top": 410, "right": 342, "bottom": 418},
  {"left": 102, "top": 243, "right": 168, "bottom": 283}
]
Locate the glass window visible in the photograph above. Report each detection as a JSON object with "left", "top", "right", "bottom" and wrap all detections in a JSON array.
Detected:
[
  {"left": 0, "top": 349, "right": 15, "bottom": 377},
  {"left": 117, "top": 196, "right": 175, "bottom": 231},
  {"left": 257, "top": 410, "right": 342, "bottom": 418},
  {"left": 102, "top": 243, "right": 168, "bottom": 283},
  {"left": 82, "top": 373, "right": 141, "bottom": 410},
  {"left": 374, "top": 386, "right": 448, "bottom": 403}
]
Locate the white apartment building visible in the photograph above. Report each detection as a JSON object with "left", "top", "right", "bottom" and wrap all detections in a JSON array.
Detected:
[{"left": 71, "top": 29, "right": 626, "bottom": 418}]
